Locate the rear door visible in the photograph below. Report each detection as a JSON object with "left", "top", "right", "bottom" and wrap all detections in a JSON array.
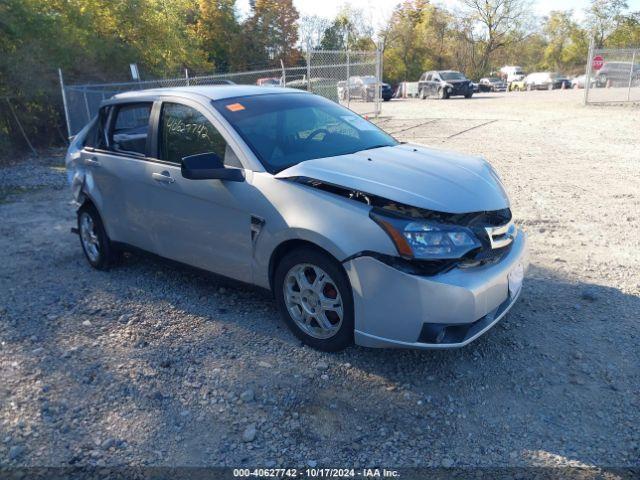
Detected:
[
  {"left": 81, "top": 102, "right": 157, "bottom": 249},
  {"left": 144, "top": 99, "right": 254, "bottom": 282}
]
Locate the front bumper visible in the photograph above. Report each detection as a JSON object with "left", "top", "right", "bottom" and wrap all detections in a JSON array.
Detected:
[
  {"left": 449, "top": 83, "right": 473, "bottom": 95},
  {"left": 344, "top": 230, "right": 528, "bottom": 349}
]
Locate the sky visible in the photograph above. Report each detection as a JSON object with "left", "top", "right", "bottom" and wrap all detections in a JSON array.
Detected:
[{"left": 237, "top": 0, "right": 640, "bottom": 30}]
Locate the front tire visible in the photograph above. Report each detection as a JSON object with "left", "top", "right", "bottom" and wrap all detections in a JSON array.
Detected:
[
  {"left": 274, "top": 247, "right": 354, "bottom": 352},
  {"left": 438, "top": 87, "right": 448, "bottom": 99},
  {"left": 77, "top": 204, "right": 116, "bottom": 270}
]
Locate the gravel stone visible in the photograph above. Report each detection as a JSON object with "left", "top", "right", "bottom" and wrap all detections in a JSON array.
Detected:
[
  {"left": 240, "top": 389, "right": 255, "bottom": 402},
  {"left": 9, "top": 445, "right": 25, "bottom": 461},
  {"left": 242, "top": 425, "right": 257, "bottom": 443}
]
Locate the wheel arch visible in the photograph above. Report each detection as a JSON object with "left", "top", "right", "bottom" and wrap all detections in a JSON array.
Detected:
[
  {"left": 268, "top": 238, "right": 344, "bottom": 293},
  {"left": 77, "top": 191, "right": 113, "bottom": 239}
]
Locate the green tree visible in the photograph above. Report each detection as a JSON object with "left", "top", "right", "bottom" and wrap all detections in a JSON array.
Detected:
[
  {"left": 542, "top": 11, "right": 588, "bottom": 73},
  {"left": 320, "top": 5, "right": 375, "bottom": 51},
  {"left": 197, "top": 0, "right": 240, "bottom": 73},
  {"left": 242, "top": 0, "right": 301, "bottom": 67},
  {"left": 455, "top": 0, "right": 533, "bottom": 78},
  {"left": 381, "top": 0, "right": 453, "bottom": 84},
  {"left": 605, "top": 11, "right": 640, "bottom": 47},
  {"left": 585, "top": 0, "right": 629, "bottom": 47}
]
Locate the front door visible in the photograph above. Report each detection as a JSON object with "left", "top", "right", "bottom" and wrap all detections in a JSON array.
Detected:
[{"left": 145, "top": 100, "right": 254, "bottom": 283}]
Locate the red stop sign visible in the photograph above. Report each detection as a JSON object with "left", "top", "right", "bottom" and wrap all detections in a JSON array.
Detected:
[{"left": 592, "top": 55, "right": 604, "bottom": 70}]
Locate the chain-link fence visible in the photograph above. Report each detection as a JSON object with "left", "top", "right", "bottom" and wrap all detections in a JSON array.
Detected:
[
  {"left": 584, "top": 43, "right": 640, "bottom": 105},
  {"left": 61, "top": 48, "right": 383, "bottom": 137}
]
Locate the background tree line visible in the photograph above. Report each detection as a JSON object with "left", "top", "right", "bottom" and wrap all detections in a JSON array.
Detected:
[{"left": 0, "top": 0, "right": 638, "bottom": 156}]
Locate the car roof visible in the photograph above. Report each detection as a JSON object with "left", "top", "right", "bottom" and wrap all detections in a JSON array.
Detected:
[{"left": 106, "top": 85, "right": 307, "bottom": 105}]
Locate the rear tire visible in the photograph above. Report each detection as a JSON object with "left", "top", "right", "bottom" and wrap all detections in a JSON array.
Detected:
[
  {"left": 274, "top": 247, "right": 354, "bottom": 352},
  {"left": 420, "top": 88, "right": 427, "bottom": 99},
  {"left": 465, "top": 92, "right": 473, "bottom": 99},
  {"left": 77, "top": 203, "right": 116, "bottom": 270}
]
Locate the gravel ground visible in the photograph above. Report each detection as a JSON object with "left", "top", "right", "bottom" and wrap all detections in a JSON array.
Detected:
[{"left": 0, "top": 89, "right": 639, "bottom": 469}]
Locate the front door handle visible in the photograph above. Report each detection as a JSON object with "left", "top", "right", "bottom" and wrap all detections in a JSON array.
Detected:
[
  {"left": 152, "top": 171, "right": 175, "bottom": 184},
  {"left": 85, "top": 157, "right": 101, "bottom": 167}
]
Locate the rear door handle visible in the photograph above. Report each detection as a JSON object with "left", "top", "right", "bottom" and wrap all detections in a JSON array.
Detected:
[
  {"left": 152, "top": 171, "right": 175, "bottom": 184},
  {"left": 85, "top": 157, "right": 101, "bottom": 167}
]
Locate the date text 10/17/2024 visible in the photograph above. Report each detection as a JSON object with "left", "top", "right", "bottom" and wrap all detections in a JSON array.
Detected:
[{"left": 233, "top": 468, "right": 401, "bottom": 478}]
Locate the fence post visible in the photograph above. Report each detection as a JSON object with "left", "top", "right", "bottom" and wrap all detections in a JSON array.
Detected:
[
  {"left": 280, "top": 59, "right": 286, "bottom": 87},
  {"left": 584, "top": 37, "right": 595, "bottom": 106},
  {"left": 376, "top": 40, "right": 384, "bottom": 117},
  {"left": 185, "top": 68, "right": 190, "bottom": 86},
  {"left": 346, "top": 50, "right": 350, "bottom": 107},
  {"left": 306, "top": 48, "right": 312, "bottom": 92},
  {"left": 58, "top": 68, "right": 72, "bottom": 139},
  {"left": 83, "top": 88, "right": 92, "bottom": 124},
  {"left": 627, "top": 50, "right": 636, "bottom": 102},
  {"left": 5, "top": 97, "right": 38, "bottom": 156}
]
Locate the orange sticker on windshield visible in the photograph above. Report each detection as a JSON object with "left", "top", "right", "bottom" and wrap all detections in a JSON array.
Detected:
[{"left": 226, "top": 103, "right": 245, "bottom": 112}]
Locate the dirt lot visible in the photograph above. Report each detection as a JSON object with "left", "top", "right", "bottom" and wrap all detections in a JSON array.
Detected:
[{"left": 0, "top": 89, "right": 639, "bottom": 470}]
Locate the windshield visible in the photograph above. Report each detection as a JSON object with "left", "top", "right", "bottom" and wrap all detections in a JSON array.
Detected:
[
  {"left": 489, "top": 77, "right": 502, "bottom": 83},
  {"left": 212, "top": 93, "right": 398, "bottom": 174},
  {"left": 360, "top": 76, "right": 377, "bottom": 84},
  {"left": 440, "top": 71, "right": 466, "bottom": 81}
]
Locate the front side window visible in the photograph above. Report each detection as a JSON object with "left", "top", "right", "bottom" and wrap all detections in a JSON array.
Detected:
[
  {"left": 159, "top": 103, "right": 231, "bottom": 165},
  {"left": 111, "top": 103, "right": 151, "bottom": 155},
  {"left": 212, "top": 93, "right": 397, "bottom": 174}
]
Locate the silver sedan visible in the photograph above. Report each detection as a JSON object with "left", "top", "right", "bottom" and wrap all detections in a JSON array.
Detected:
[{"left": 66, "top": 86, "right": 527, "bottom": 351}]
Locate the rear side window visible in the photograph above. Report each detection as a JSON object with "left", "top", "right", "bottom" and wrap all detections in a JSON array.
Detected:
[
  {"left": 84, "top": 106, "right": 110, "bottom": 150},
  {"left": 158, "top": 103, "right": 230, "bottom": 165},
  {"left": 111, "top": 103, "right": 151, "bottom": 155}
]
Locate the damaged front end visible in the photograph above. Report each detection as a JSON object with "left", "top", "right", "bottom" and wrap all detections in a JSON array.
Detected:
[{"left": 291, "top": 176, "right": 515, "bottom": 276}]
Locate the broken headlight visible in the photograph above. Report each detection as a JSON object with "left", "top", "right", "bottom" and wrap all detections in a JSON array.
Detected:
[{"left": 370, "top": 210, "right": 481, "bottom": 260}]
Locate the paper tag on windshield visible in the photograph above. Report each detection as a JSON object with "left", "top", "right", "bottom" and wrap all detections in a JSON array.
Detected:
[
  {"left": 226, "top": 103, "right": 245, "bottom": 112},
  {"left": 341, "top": 115, "right": 376, "bottom": 131}
]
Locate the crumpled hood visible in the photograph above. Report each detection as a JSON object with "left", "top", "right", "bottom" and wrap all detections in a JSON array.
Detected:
[{"left": 275, "top": 143, "right": 510, "bottom": 214}]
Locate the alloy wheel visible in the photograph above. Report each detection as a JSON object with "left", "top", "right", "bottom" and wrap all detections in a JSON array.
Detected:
[
  {"left": 283, "top": 263, "right": 344, "bottom": 339},
  {"left": 80, "top": 211, "right": 100, "bottom": 263}
]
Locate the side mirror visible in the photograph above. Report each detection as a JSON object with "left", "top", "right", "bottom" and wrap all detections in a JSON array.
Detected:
[{"left": 181, "top": 152, "right": 244, "bottom": 182}]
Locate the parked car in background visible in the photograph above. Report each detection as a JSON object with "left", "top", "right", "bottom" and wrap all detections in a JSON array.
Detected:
[
  {"left": 571, "top": 74, "right": 597, "bottom": 89},
  {"left": 418, "top": 70, "right": 474, "bottom": 99},
  {"left": 595, "top": 62, "right": 640, "bottom": 87},
  {"left": 508, "top": 77, "right": 527, "bottom": 91},
  {"left": 66, "top": 85, "right": 527, "bottom": 351},
  {"left": 380, "top": 82, "right": 393, "bottom": 101},
  {"left": 479, "top": 77, "right": 507, "bottom": 92},
  {"left": 338, "top": 76, "right": 392, "bottom": 102},
  {"left": 471, "top": 82, "right": 479, "bottom": 93},
  {"left": 524, "top": 72, "right": 571, "bottom": 90},
  {"left": 257, "top": 77, "right": 281, "bottom": 87}
]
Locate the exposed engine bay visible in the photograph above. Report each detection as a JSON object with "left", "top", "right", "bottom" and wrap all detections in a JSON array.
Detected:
[{"left": 292, "top": 176, "right": 514, "bottom": 275}]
